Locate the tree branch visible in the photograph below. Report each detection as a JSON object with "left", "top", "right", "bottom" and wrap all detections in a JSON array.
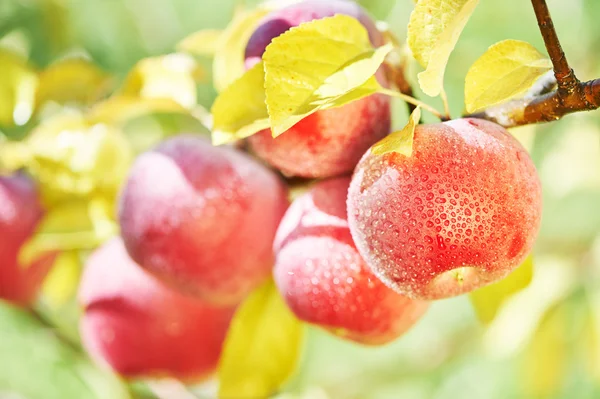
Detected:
[
  {"left": 531, "top": 0, "right": 578, "bottom": 91},
  {"left": 465, "top": 0, "right": 600, "bottom": 128}
]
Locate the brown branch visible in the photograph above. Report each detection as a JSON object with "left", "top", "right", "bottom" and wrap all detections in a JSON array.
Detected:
[
  {"left": 465, "top": 0, "right": 600, "bottom": 128},
  {"left": 467, "top": 79, "right": 600, "bottom": 128},
  {"left": 531, "top": 0, "right": 578, "bottom": 90}
]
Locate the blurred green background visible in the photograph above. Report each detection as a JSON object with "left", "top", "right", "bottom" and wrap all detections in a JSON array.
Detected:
[{"left": 1, "top": 0, "right": 600, "bottom": 398}]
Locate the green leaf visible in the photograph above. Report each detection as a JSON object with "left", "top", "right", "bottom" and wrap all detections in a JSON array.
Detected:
[
  {"left": 218, "top": 280, "right": 305, "bottom": 398},
  {"left": 371, "top": 106, "right": 420, "bottom": 156},
  {"left": 469, "top": 255, "right": 534, "bottom": 324},
  {"left": 36, "top": 58, "right": 113, "bottom": 108},
  {"left": 212, "top": 7, "right": 271, "bottom": 92},
  {"left": 25, "top": 112, "right": 132, "bottom": 204},
  {"left": 263, "top": 15, "right": 393, "bottom": 137},
  {"left": 0, "top": 302, "right": 130, "bottom": 399},
  {"left": 521, "top": 302, "right": 568, "bottom": 397},
  {"left": 40, "top": 251, "right": 82, "bottom": 308},
  {"left": 19, "top": 198, "right": 116, "bottom": 265},
  {"left": 177, "top": 29, "right": 224, "bottom": 56},
  {"left": 211, "top": 61, "right": 270, "bottom": 145},
  {"left": 465, "top": 39, "right": 552, "bottom": 113},
  {"left": 119, "top": 53, "right": 205, "bottom": 109},
  {"left": 408, "top": 0, "right": 479, "bottom": 96},
  {"left": 87, "top": 96, "right": 187, "bottom": 126},
  {"left": 0, "top": 49, "right": 38, "bottom": 127}
]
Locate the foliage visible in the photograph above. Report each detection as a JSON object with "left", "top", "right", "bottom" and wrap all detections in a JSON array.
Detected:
[{"left": 0, "top": 0, "right": 599, "bottom": 398}]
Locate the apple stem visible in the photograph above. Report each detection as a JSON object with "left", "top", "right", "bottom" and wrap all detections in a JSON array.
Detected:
[
  {"left": 378, "top": 88, "right": 444, "bottom": 121},
  {"left": 464, "top": 0, "right": 600, "bottom": 127}
]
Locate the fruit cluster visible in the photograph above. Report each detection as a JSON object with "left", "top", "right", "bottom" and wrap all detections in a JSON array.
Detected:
[{"left": 0, "top": 0, "right": 542, "bottom": 383}]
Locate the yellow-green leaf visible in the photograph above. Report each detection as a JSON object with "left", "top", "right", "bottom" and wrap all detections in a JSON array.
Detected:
[
  {"left": 119, "top": 53, "right": 204, "bottom": 109},
  {"left": 19, "top": 199, "right": 116, "bottom": 266},
  {"left": 0, "top": 50, "right": 38, "bottom": 127},
  {"left": 25, "top": 112, "right": 132, "bottom": 204},
  {"left": 218, "top": 280, "right": 305, "bottom": 398},
  {"left": 464, "top": 40, "right": 552, "bottom": 113},
  {"left": 263, "top": 15, "right": 393, "bottom": 137},
  {"left": 371, "top": 106, "right": 421, "bottom": 156},
  {"left": 36, "top": 58, "right": 113, "bottom": 108},
  {"left": 211, "top": 61, "right": 270, "bottom": 145},
  {"left": 87, "top": 96, "right": 187, "bottom": 126},
  {"left": 521, "top": 303, "right": 568, "bottom": 397},
  {"left": 41, "top": 251, "right": 81, "bottom": 308},
  {"left": 408, "top": 0, "right": 479, "bottom": 96},
  {"left": 213, "top": 8, "right": 270, "bottom": 92},
  {"left": 469, "top": 255, "right": 534, "bottom": 324},
  {"left": 177, "top": 29, "right": 223, "bottom": 56}
]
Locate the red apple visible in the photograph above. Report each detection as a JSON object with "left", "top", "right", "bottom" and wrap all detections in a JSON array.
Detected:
[
  {"left": 274, "top": 177, "right": 428, "bottom": 345},
  {"left": 79, "top": 238, "right": 235, "bottom": 381},
  {"left": 118, "top": 135, "right": 288, "bottom": 305},
  {"left": 347, "top": 118, "right": 543, "bottom": 300},
  {"left": 244, "top": 0, "right": 391, "bottom": 178},
  {"left": 0, "top": 173, "right": 54, "bottom": 306}
]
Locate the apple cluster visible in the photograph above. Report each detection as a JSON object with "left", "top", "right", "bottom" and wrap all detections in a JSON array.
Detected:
[{"left": 0, "top": 0, "right": 542, "bottom": 383}]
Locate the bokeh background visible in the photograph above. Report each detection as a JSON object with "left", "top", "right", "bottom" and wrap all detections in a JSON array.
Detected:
[{"left": 1, "top": 0, "right": 599, "bottom": 398}]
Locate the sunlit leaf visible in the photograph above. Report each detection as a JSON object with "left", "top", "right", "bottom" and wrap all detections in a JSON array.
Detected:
[
  {"left": 469, "top": 255, "right": 534, "bottom": 324},
  {"left": 36, "top": 58, "right": 113, "bottom": 108},
  {"left": 177, "top": 29, "right": 223, "bottom": 56},
  {"left": 211, "top": 61, "right": 270, "bottom": 145},
  {"left": 119, "top": 53, "right": 204, "bottom": 109},
  {"left": 218, "top": 280, "right": 305, "bottom": 398},
  {"left": 264, "top": 15, "right": 393, "bottom": 136},
  {"left": 213, "top": 7, "right": 270, "bottom": 92},
  {"left": 371, "top": 106, "right": 420, "bottom": 156},
  {"left": 0, "top": 302, "right": 130, "bottom": 399},
  {"left": 87, "top": 96, "right": 187, "bottom": 125},
  {"left": 464, "top": 40, "right": 552, "bottom": 113},
  {"left": 521, "top": 303, "right": 568, "bottom": 397},
  {"left": 41, "top": 251, "right": 81, "bottom": 308},
  {"left": 19, "top": 199, "right": 116, "bottom": 265},
  {"left": 25, "top": 112, "right": 132, "bottom": 204},
  {"left": 0, "top": 50, "right": 38, "bottom": 127},
  {"left": 408, "top": 0, "right": 479, "bottom": 96}
]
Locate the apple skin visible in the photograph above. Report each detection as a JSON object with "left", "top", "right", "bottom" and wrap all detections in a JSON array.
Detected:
[
  {"left": 274, "top": 177, "right": 429, "bottom": 345},
  {"left": 347, "top": 118, "right": 543, "bottom": 300},
  {"left": 0, "top": 173, "right": 54, "bottom": 306},
  {"left": 244, "top": 0, "right": 391, "bottom": 179},
  {"left": 118, "top": 135, "right": 288, "bottom": 305},
  {"left": 79, "top": 238, "right": 236, "bottom": 382}
]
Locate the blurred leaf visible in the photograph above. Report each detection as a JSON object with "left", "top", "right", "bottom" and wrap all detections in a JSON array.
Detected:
[
  {"left": 218, "top": 280, "right": 305, "bottom": 398},
  {"left": 357, "top": 0, "right": 396, "bottom": 20},
  {"left": 119, "top": 53, "right": 204, "bottom": 109},
  {"left": 0, "top": 49, "right": 38, "bottom": 127},
  {"left": 408, "top": 0, "right": 479, "bottom": 96},
  {"left": 213, "top": 7, "right": 270, "bottom": 92},
  {"left": 371, "top": 106, "right": 420, "bottom": 156},
  {"left": 263, "top": 15, "right": 392, "bottom": 136},
  {"left": 87, "top": 96, "right": 187, "bottom": 125},
  {"left": 19, "top": 199, "right": 116, "bottom": 265},
  {"left": 521, "top": 303, "right": 568, "bottom": 397},
  {"left": 0, "top": 302, "right": 130, "bottom": 399},
  {"left": 465, "top": 40, "right": 552, "bottom": 113},
  {"left": 469, "top": 255, "right": 534, "bottom": 324},
  {"left": 177, "top": 29, "right": 223, "bottom": 56},
  {"left": 211, "top": 61, "right": 269, "bottom": 145},
  {"left": 41, "top": 251, "right": 81, "bottom": 308},
  {"left": 36, "top": 58, "right": 113, "bottom": 108},
  {"left": 25, "top": 112, "right": 132, "bottom": 204}
]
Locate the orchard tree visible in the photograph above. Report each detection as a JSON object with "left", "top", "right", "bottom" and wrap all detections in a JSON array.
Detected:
[{"left": 0, "top": 0, "right": 599, "bottom": 398}]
